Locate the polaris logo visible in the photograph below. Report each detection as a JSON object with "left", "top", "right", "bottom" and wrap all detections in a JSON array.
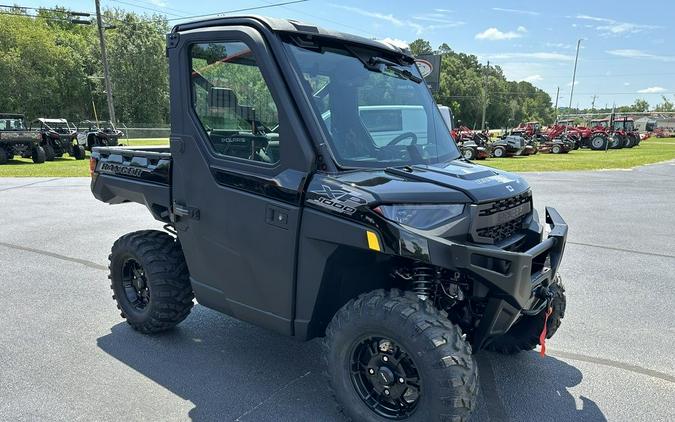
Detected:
[
  {"left": 505, "top": 185, "right": 514, "bottom": 192},
  {"left": 99, "top": 162, "right": 146, "bottom": 178}
]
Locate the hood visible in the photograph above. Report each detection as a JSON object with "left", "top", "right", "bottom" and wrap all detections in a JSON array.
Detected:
[{"left": 315, "top": 159, "right": 529, "bottom": 205}]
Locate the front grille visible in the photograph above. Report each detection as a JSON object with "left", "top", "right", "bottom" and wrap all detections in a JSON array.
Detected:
[
  {"left": 478, "top": 191, "right": 531, "bottom": 216},
  {"left": 476, "top": 216, "right": 525, "bottom": 242},
  {"left": 472, "top": 190, "right": 532, "bottom": 243}
]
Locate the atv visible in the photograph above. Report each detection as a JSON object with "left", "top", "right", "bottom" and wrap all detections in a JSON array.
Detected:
[
  {"left": 89, "top": 16, "right": 569, "bottom": 421},
  {"left": 77, "top": 120, "right": 124, "bottom": 151},
  {"left": 0, "top": 113, "right": 46, "bottom": 164},
  {"left": 30, "top": 118, "right": 86, "bottom": 161}
]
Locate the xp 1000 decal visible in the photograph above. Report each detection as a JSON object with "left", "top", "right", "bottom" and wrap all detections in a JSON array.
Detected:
[{"left": 307, "top": 184, "right": 367, "bottom": 215}]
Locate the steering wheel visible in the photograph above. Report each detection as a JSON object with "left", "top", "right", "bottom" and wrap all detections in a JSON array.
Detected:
[{"left": 387, "top": 131, "right": 418, "bottom": 146}]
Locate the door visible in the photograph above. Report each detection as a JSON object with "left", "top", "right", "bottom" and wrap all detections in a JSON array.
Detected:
[{"left": 168, "top": 27, "right": 315, "bottom": 335}]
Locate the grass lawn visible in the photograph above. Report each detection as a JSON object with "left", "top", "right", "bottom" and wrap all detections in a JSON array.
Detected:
[
  {"left": 482, "top": 137, "right": 675, "bottom": 172},
  {"left": 1, "top": 137, "right": 674, "bottom": 177},
  {"left": 0, "top": 138, "right": 168, "bottom": 177}
]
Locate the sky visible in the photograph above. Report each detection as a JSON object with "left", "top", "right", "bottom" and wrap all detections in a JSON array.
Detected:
[{"left": 27, "top": 0, "right": 675, "bottom": 108}]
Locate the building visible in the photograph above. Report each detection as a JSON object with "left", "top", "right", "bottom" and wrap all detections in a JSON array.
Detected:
[
  {"left": 635, "top": 116, "right": 656, "bottom": 132},
  {"left": 656, "top": 117, "right": 675, "bottom": 131}
]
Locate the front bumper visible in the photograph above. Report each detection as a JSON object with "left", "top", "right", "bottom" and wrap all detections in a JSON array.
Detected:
[{"left": 398, "top": 207, "right": 568, "bottom": 349}]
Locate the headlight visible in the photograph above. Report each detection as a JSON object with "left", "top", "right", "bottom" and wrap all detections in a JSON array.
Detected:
[{"left": 375, "top": 204, "right": 464, "bottom": 230}]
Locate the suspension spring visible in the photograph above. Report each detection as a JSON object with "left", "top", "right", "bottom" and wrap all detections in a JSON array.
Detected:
[{"left": 412, "top": 265, "right": 436, "bottom": 300}]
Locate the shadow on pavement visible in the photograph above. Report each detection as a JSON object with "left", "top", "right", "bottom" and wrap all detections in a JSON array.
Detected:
[
  {"left": 97, "top": 306, "right": 605, "bottom": 421},
  {"left": 477, "top": 351, "right": 606, "bottom": 422}
]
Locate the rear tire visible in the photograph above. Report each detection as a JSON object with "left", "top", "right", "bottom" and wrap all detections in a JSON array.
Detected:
[
  {"left": 486, "top": 275, "right": 566, "bottom": 354},
  {"left": 109, "top": 230, "right": 194, "bottom": 334},
  {"left": 44, "top": 144, "right": 55, "bottom": 161},
  {"left": 551, "top": 144, "right": 561, "bottom": 154},
  {"left": 0, "top": 148, "right": 8, "bottom": 165},
  {"left": 492, "top": 146, "right": 505, "bottom": 158},
  {"left": 73, "top": 145, "right": 86, "bottom": 160},
  {"left": 610, "top": 134, "right": 623, "bottom": 149},
  {"left": 32, "top": 146, "right": 46, "bottom": 163},
  {"left": 462, "top": 147, "right": 476, "bottom": 160},
  {"left": 324, "top": 289, "right": 478, "bottom": 421},
  {"left": 589, "top": 134, "right": 608, "bottom": 150}
]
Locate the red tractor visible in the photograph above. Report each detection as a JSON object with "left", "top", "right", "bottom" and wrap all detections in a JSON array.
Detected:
[
  {"left": 611, "top": 117, "right": 640, "bottom": 148},
  {"left": 557, "top": 119, "right": 609, "bottom": 150},
  {"left": 587, "top": 118, "right": 629, "bottom": 149},
  {"left": 510, "top": 121, "right": 539, "bottom": 138}
]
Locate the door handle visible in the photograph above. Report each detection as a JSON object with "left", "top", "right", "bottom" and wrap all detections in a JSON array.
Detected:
[
  {"left": 266, "top": 205, "right": 288, "bottom": 229},
  {"left": 173, "top": 202, "right": 200, "bottom": 220}
]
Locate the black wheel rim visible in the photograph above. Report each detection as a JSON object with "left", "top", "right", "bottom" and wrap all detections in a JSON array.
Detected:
[
  {"left": 121, "top": 258, "right": 150, "bottom": 311},
  {"left": 349, "top": 336, "right": 421, "bottom": 419}
]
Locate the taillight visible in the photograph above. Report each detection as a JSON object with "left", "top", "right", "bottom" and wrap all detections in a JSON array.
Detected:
[{"left": 89, "top": 157, "right": 97, "bottom": 177}]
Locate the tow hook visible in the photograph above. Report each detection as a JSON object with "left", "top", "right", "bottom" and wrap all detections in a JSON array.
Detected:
[{"left": 522, "top": 283, "right": 554, "bottom": 316}]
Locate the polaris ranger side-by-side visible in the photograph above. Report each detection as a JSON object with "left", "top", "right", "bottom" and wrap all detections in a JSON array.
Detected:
[
  {"left": 30, "top": 118, "right": 87, "bottom": 161},
  {"left": 0, "top": 113, "right": 46, "bottom": 164},
  {"left": 77, "top": 120, "right": 124, "bottom": 151},
  {"left": 90, "top": 17, "right": 568, "bottom": 421}
]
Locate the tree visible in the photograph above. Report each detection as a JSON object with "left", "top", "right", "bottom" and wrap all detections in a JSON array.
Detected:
[
  {"left": 633, "top": 98, "right": 650, "bottom": 112},
  {"left": 408, "top": 39, "right": 432, "bottom": 56},
  {"left": 655, "top": 96, "right": 674, "bottom": 112}
]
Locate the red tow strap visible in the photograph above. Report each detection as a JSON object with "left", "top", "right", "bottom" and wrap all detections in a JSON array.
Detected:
[{"left": 539, "top": 307, "right": 553, "bottom": 357}]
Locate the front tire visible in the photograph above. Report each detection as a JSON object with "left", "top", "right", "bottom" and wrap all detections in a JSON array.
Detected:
[
  {"left": 32, "top": 146, "right": 46, "bottom": 163},
  {"left": 44, "top": 144, "right": 56, "bottom": 161},
  {"left": 486, "top": 275, "right": 566, "bottom": 354},
  {"left": 492, "top": 146, "right": 505, "bottom": 158},
  {"left": 109, "top": 230, "right": 194, "bottom": 334},
  {"left": 324, "top": 289, "right": 478, "bottom": 422}
]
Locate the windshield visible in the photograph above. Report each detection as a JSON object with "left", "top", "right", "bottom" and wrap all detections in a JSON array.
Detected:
[
  {"left": 612, "top": 120, "right": 633, "bottom": 130},
  {"left": 285, "top": 41, "right": 459, "bottom": 169},
  {"left": 0, "top": 118, "right": 26, "bottom": 130},
  {"left": 49, "top": 122, "right": 72, "bottom": 132}
]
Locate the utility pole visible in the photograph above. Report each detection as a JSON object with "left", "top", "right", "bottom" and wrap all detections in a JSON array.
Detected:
[
  {"left": 481, "top": 61, "right": 489, "bottom": 130},
  {"left": 95, "top": 0, "right": 116, "bottom": 126},
  {"left": 568, "top": 39, "right": 582, "bottom": 111},
  {"left": 591, "top": 94, "right": 597, "bottom": 111},
  {"left": 554, "top": 86, "right": 560, "bottom": 121}
]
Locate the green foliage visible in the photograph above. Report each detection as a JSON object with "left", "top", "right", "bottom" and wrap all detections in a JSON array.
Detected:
[
  {"left": 0, "top": 8, "right": 169, "bottom": 124},
  {"left": 654, "top": 96, "right": 674, "bottom": 112},
  {"left": 430, "top": 44, "right": 553, "bottom": 128},
  {"left": 409, "top": 39, "right": 433, "bottom": 56}
]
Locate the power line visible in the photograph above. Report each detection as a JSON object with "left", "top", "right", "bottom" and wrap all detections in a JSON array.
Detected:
[
  {"left": 117, "top": 0, "right": 192, "bottom": 16},
  {"left": 257, "top": 0, "right": 375, "bottom": 37},
  {"left": 110, "top": 0, "right": 186, "bottom": 18},
  {"left": 0, "top": 10, "right": 89, "bottom": 23},
  {"left": 165, "top": 0, "right": 309, "bottom": 22},
  {"left": 0, "top": 4, "right": 92, "bottom": 14}
]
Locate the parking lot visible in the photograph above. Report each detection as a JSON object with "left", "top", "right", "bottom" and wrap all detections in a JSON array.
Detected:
[{"left": 1, "top": 162, "right": 674, "bottom": 421}]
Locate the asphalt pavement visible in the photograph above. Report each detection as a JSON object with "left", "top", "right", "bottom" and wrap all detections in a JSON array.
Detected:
[{"left": 1, "top": 161, "right": 674, "bottom": 421}]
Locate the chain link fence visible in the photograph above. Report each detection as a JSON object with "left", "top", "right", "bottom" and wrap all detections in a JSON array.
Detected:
[{"left": 118, "top": 123, "right": 170, "bottom": 144}]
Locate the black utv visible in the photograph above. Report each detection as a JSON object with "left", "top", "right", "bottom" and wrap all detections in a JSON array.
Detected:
[
  {"left": 90, "top": 16, "right": 568, "bottom": 422},
  {"left": 0, "top": 113, "right": 46, "bottom": 164},
  {"left": 77, "top": 120, "right": 124, "bottom": 151},
  {"left": 30, "top": 118, "right": 86, "bottom": 161}
]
